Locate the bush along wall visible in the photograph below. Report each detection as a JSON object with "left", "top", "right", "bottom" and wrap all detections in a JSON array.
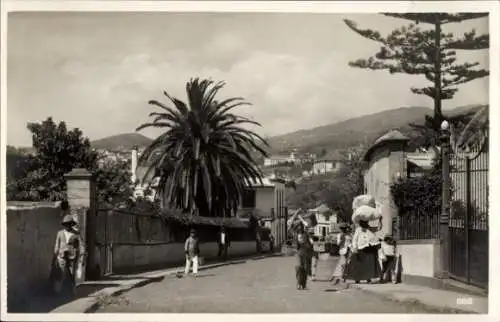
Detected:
[{"left": 390, "top": 169, "right": 442, "bottom": 240}]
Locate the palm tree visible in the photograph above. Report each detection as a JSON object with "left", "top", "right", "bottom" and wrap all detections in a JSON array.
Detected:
[
  {"left": 450, "top": 104, "right": 489, "bottom": 159},
  {"left": 136, "top": 78, "right": 269, "bottom": 217}
]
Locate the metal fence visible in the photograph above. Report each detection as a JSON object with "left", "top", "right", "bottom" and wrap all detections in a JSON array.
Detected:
[
  {"left": 449, "top": 141, "right": 489, "bottom": 289},
  {"left": 396, "top": 209, "right": 440, "bottom": 240}
]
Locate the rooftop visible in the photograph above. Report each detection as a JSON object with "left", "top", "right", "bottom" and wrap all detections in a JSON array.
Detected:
[{"left": 364, "top": 130, "right": 410, "bottom": 161}]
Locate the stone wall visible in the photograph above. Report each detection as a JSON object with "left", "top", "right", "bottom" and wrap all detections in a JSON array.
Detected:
[
  {"left": 398, "top": 239, "right": 442, "bottom": 278},
  {"left": 6, "top": 200, "right": 265, "bottom": 308},
  {"left": 6, "top": 202, "right": 62, "bottom": 310},
  {"left": 111, "top": 241, "right": 262, "bottom": 273}
]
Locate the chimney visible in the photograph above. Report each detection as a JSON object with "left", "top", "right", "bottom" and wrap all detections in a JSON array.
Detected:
[{"left": 131, "top": 146, "right": 138, "bottom": 184}]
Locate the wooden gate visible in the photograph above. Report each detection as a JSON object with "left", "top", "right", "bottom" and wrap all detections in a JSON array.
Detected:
[{"left": 449, "top": 142, "right": 489, "bottom": 289}]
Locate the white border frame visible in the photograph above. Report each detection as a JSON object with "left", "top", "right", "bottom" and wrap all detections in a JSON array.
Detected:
[{"left": 1, "top": 1, "right": 499, "bottom": 322}]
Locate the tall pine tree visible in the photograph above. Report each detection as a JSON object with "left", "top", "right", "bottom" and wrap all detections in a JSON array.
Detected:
[{"left": 344, "top": 13, "right": 489, "bottom": 134}]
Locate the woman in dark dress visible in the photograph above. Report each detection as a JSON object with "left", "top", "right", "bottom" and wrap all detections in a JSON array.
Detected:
[{"left": 346, "top": 219, "right": 381, "bottom": 284}]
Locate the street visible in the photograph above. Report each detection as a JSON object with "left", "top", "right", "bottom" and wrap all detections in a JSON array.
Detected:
[{"left": 96, "top": 255, "right": 437, "bottom": 313}]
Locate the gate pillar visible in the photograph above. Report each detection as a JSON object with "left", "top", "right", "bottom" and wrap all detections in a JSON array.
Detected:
[{"left": 64, "top": 168, "right": 98, "bottom": 282}]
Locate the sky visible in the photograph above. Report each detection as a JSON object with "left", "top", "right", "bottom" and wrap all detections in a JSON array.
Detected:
[{"left": 7, "top": 12, "right": 489, "bottom": 147}]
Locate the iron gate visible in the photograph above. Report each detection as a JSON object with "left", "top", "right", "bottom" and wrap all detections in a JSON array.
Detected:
[{"left": 449, "top": 142, "right": 489, "bottom": 289}]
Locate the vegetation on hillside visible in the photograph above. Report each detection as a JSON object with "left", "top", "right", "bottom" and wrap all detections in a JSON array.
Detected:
[
  {"left": 136, "top": 78, "right": 269, "bottom": 217},
  {"left": 267, "top": 106, "right": 431, "bottom": 155},
  {"left": 286, "top": 151, "right": 365, "bottom": 223}
]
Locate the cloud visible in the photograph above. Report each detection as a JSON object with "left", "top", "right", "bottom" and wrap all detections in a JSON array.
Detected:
[{"left": 7, "top": 13, "right": 489, "bottom": 146}]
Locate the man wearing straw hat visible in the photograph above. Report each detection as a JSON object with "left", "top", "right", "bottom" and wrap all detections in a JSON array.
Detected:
[
  {"left": 51, "top": 203, "right": 85, "bottom": 296},
  {"left": 184, "top": 228, "right": 200, "bottom": 277}
]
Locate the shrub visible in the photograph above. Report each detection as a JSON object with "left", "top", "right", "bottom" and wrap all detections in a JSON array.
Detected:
[{"left": 390, "top": 172, "right": 442, "bottom": 218}]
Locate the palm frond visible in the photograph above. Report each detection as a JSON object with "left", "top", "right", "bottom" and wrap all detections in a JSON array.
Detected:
[{"left": 137, "top": 78, "right": 268, "bottom": 217}]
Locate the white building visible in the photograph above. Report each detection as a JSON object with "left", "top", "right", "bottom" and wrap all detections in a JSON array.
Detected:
[
  {"left": 308, "top": 204, "right": 337, "bottom": 237},
  {"left": 263, "top": 155, "right": 291, "bottom": 167},
  {"left": 235, "top": 177, "right": 289, "bottom": 245},
  {"left": 131, "top": 146, "right": 160, "bottom": 202},
  {"left": 263, "top": 150, "right": 305, "bottom": 167},
  {"left": 311, "top": 160, "right": 342, "bottom": 175}
]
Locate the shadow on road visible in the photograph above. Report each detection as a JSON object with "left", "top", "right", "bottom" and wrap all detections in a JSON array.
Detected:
[
  {"left": 8, "top": 282, "right": 120, "bottom": 313},
  {"left": 85, "top": 276, "right": 167, "bottom": 313}
]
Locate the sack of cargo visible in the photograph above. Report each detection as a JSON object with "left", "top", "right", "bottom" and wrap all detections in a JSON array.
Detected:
[
  {"left": 351, "top": 205, "right": 381, "bottom": 223},
  {"left": 352, "top": 195, "right": 376, "bottom": 212}
]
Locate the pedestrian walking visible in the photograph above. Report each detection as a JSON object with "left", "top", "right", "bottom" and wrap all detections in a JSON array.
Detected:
[
  {"left": 217, "top": 227, "right": 230, "bottom": 261},
  {"left": 295, "top": 224, "right": 313, "bottom": 290},
  {"left": 329, "top": 223, "right": 352, "bottom": 285},
  {"left": 311, "top": 235, "right": 321, "bottom": 281},
  {"left": 50, "top": 205, "right": 85, "bottom": 297},
  {"left": 347, "top": 219, "right": 381, "bottom": 284},
  {"left": 269, "top": 232, "right": 275, "bottom": 253},
  {"left": 378, "top": 234, "right": 398, "bottom": 283},
  {"left": 184, "top": 229, "right": 200, "bottom": 277}
]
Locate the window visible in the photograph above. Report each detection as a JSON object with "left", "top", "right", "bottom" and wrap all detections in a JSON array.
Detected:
[{"left": 241, "top": 189, "right": 256, "bottom": 208}]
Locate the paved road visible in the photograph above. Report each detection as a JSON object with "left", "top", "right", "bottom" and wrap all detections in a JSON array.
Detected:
[{"left": 97, "top": 255, "right": 434, "bottom": 313}]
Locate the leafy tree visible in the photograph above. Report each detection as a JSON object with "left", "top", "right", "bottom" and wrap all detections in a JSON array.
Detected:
[
  {"left": 6, "top": 146, "right": 29, "bottom": 186},
  {"left": 94, "top": 157, "right": 134, "bottom": 206},
  {"left": 286, "top": 177, "right": 325, "bottom": 210},
  {"left": 344, "top": 13, "right": 489, "bottom": 148},
  {"left": 7, "top": 117, "right": 135, "bottom": 206},
  {"left": 136, "top": 78, "right": 269, "bottom": 217},
  {"left": 7, "top": 118, "right": 98, "bottom": 201}
]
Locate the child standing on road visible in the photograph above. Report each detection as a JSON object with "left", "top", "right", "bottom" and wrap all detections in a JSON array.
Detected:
[
  {"left": 378, "top": 234, "right": 398, "bottom": 283},
  {"left": 330, "top": 223, "right": 352, "bottom": 285},
  {"left": 311, "top": 235, "right": 321, "bottom": 281},
  {"left": 184, "top": 229, "right": 200, "bottom": 277}
]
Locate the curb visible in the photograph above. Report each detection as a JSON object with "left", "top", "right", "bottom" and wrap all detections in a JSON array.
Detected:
[
  {"left": 71, "top": 252, "right": 279, "bottom": 313},
  {"left": 349, "top": 284, "right": 478, "bottom": 314}
]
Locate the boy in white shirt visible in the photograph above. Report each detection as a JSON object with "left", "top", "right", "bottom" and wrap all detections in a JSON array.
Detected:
[{"left": 329, "top": 223, "right": 352, "bottom": 285}]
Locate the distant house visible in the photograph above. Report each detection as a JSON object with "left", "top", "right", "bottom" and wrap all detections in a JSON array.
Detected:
[
  {"left": 311, "top": 160, "right": 341, "bottom": 175},
  {"left": 263, "top": 154, "right": 292, "bottom": 167},
  {"left": 132, "top": 147, "right": 162, "bottom": 202},
  {"left": 236, "top": 177, "right": 286, "bottom": 218},
  {"left": 263, "top": 150, "right": 310, "bottom": 167},
  {"left": 308, "top": 204, "right": 337, "bottom": 237},
  {"left": 236, "top": 177, "right": 288, "bottom": 245},
  {"left": 404, "top": 150, "right": 438, "bottom": 178}
]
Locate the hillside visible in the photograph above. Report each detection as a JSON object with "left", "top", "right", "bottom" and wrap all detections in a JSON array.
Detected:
[
  {"left": 90, "top": 104, "right": 485, "bottom": 153},
  {"left": 266, "top": 106, "right": 433, "bottom": 155},
  {"left": 91, "top": 133, "right": 153, "bottom": 150}
]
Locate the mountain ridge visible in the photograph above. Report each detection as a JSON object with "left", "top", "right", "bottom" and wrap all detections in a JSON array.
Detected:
[
  {"left": 265, "top": 106, "right": 433, "bottom": 154},
  {"left": 90, "top": 104, "right": 484, "bottom": 153},
  {"left": 91, "top": 133, "right": 153, "bottom": 150}
]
